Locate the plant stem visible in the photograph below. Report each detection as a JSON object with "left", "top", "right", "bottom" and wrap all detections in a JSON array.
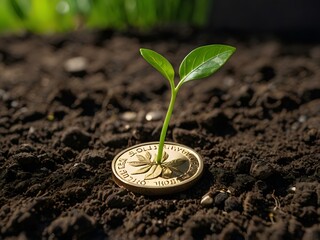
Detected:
[{"left": 156, "top": 89, "right": 177, "bottom": 164}]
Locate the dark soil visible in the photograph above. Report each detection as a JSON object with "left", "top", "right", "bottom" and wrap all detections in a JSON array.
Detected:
[{"left": 0, "top": 30, "right": 319, "bottom": 240}]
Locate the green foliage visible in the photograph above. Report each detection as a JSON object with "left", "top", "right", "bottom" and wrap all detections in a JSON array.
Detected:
[
  {"left": 179, "top": 45, "right": 236, "bottom": 84},
  {"left": 140, "top": 45, "right": 236, "bottom": 163},
  {"left": 0, "top": 0, "right": 23, "bottom": 33},
  {"left": 140, "top": 49, "right": 175, "bottom": 85},
  {"left": 0, "top": 0, "right": 209, "bottom": 34},
  {"left": 9, "top": 0, "right": 30, "bottom": 20}
]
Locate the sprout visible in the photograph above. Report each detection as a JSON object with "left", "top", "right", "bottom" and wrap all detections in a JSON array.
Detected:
[{"left": 140, "top": 44, "right": 236, "bottom": 164}]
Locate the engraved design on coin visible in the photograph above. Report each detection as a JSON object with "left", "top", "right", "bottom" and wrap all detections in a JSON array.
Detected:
[
  {"left": 112, "top": 142, "right": 203, "bottom": 195},
  {"left": 128, "top": 151, "right": 189, "bottom": 180}
]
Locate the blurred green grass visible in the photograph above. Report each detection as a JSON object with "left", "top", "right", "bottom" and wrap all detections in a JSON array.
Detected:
[{"left": 0, "top": 0, "right": 209, "bottom": 34}]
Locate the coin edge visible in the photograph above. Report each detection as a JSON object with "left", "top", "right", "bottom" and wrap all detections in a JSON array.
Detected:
[{"left": 111, "top": 141, "right": 203, "bottom": 195}]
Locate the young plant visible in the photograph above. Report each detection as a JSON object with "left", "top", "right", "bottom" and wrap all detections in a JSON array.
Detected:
[{"left": 140, "top": 44, "right": 236, "bottom": 165}]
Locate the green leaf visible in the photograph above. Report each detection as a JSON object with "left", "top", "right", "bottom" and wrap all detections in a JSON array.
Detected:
[
  {"left": 9, "top": 0, "right": 30, "bottom": 20},
  {"left": 140, "top": 48, "right": 175, "bottom": 85},
  {"left": 179, "top": 45, "right": 236, "bottom": 84}
]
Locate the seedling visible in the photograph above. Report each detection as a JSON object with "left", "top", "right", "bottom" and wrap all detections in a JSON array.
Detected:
[
  {"left": 140, "top": 45, "right": 236, "bottom": 164},
  {"left": 112, "top": 45, "right": 236, "bottom": 195}
]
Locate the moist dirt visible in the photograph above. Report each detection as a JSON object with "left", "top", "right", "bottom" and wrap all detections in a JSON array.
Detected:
[{"left": 0, "top": 31, "right": 319, "bottom": 239}]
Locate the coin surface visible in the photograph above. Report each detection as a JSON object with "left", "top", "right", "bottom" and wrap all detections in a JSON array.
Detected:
[{"left": 112, "top": 142, "right": 203, "bottom": 195}]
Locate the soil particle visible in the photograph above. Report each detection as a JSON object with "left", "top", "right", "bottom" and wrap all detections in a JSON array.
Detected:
[
  {"left": 49, "top": 88, "right": 77, "bottom": 107},
  {"left": 250, "top": 162, "right": 276, "bottom": 180},
  {"left": 214, "top": 192, "right": 230, "bottom": 209},
  {"left": 69, "top": 163, "right": 94, "bottom": 178},
  {"left": 261, "top": 218, "right": 303, "bottom": 240},
  {"left": 182, "top": 209, "right": 228, "bottom": 239},
  {"left": 303, "top": 128, "right": 319, "bottom": 144},
  {"left": 1, "top": 167, "right": 17, "bottom": 182},
  {"left": 61, "top": 127, "right": 91, "bottom": 150},
  {"left": 219, "top": 223, "right": 245, "bottom": 240},
  {"left": 172, "top": 128, "right": 209, "bottom": 149},
  {"left": 106, "top": 190, "right": 136, "bottom": 209},
  {"left": 43, "top": 210, "right": 98, "bottom": 239},
  {"left": 8, "top": 143, "right": 36, "bottom": 156},
  {"left": 303, "top": 225, "right": 320, "bottom": 240},
  {"left": 102, "top": 133, "right": 131, "bottom": 149},
  {"left": 199, "top": 109, "right": 236, "bottom": 136},
  {"left": 228, "top": 85, "right": 254, "bottom": 107},
  {"left": 1, "top": 198, "right": 54, "bottom": 239},
  {"left": 242, "top": 192, "right": 270, "bottom": 218},
  {"left": 254, "top": 180, "right": 269, "bottom": 193},
  {"left": 224, "top": 196, "right": 242, "bottom": 212},
  {"left": 103, "top": 208, "right": 126, "bottom": 229},
  {"left": 74, "top": 93, "right": 101, "bottom": 116},
  {"left": 79, "top": 150, "right": 110, "bottom": 167},
  {"left": 13, "top": 108, "right": 46, "bottom": 123},
  {"left": 12, "top": 152, "right": 40, "bottom": 172},
  {"left": 234, "top": 156, "right": 252, "bottom": 174},
  {"left": 231, "top": 174, "right": 255, "bottom": 194}
]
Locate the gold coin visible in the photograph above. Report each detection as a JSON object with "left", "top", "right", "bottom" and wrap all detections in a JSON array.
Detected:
[{"left": 112, "top": 142, "right": 203, "bottom": 195}]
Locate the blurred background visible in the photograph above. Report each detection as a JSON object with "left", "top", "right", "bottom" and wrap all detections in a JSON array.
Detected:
[
  {"left": 0, "top": 0, "right": 209, "bottom": 34},
  {"left": 0, "top": 0, "right": 320, "bottom": 38}
]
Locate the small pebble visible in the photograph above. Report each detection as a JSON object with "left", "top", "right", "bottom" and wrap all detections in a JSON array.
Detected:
[
  {"left": 254, "top": 180, "right": 268, "bottom": 192},
  {"left": 80, "top": 151, "right": 106, "bottom": 167},
  {"left": 124, "top": 124, "right": 130, "bottom": 130},
  {"left": 64, "top": 56, "right": 88, "bottom": 73},
  {"left": 298, "top": 115, "right": 307, "bottom": 123},
  {"left": 44, "top": 211, "right": 95, "bottom": 238},
  {"left": 16, "top": 144, "right": 36, "bottom": 153},
  {"left": 224, "top": 196, "right": 242, "bottom": 212},
  {"left": 70, "top": 163, "right": 92, "bottom": 178},
  {"left": 61, "top": 127, "right": 91, "bottom": 150},
  {"left": 104, "top": 209, "right": 126, "bottom": 228},
  {"left": 289, "top": 186, "right": 296, "bottom": 192},
  {"left": 303, "top": 128, "right": 318, "bottom": 143},
  {"left": 106, "top": 192, "right": 135, "bottom": 209},
  {"left": 47, "top": 114, "right": 55, "bottom": 121},
  {"left": 28, "top": 127, "right": 35, "bottom": 134},
  {"left": 200, "top": 195, "right": 213, "bottom": 207},
  {"left": 214, "top": 192, "right": 229, "bottom": 208},
  {"left": 13, "top": 152, "right": 40, "bottom": 172},
  {"left": 120, "top": 112, "right": 137, "bottom": 122},
  {"left": 291, "top": 122, "right": 299, "bottom": 130},
  {"left": 234, "top": 156, "right": 252, "bottom": 174},
  {"left": 224, "top": 76, "right": 235, "bottom": 87},
  {"left": 11, "top": 101, "right": 19, "bottom": 108},
  {"left": 145, "top": 111, "right": 163, "bottom": 121},
  {"left": 250, "top": 162, "right": 274, "bottom": 180},
  {"left": 0, "top": 89, "right": 9, "bottom": 100}
]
